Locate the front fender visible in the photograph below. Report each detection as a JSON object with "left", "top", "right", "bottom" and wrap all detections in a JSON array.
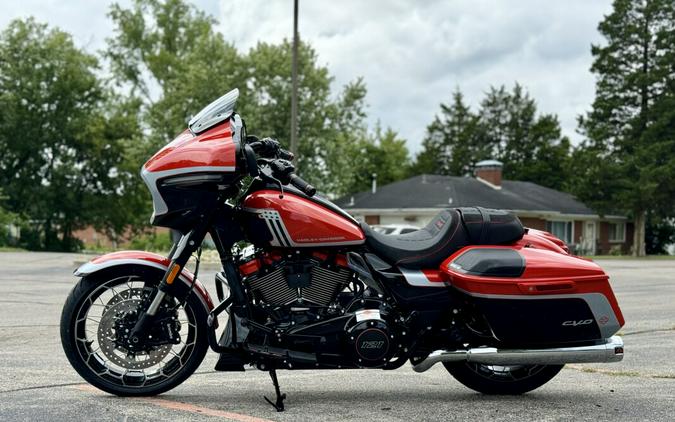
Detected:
[{"left": 75, "top": 250, "right": 215, "bottom": 311}]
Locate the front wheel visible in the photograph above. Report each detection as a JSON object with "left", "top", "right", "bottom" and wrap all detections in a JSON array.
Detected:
[
  {"left": 444, "top": 362, "right": 564, "bottom": 395},
  {"left": 60, "top": 267, "right": 209, "bottom": 396}
]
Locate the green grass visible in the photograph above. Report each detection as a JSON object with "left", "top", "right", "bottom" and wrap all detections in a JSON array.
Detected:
[{"left": 0, "top": 246, "right": 26, "bottom": 252}]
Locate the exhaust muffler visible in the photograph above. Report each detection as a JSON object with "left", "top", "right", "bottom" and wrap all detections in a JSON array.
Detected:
[{"left": 412, "top": 336, "right": 624, "bottom": 373}]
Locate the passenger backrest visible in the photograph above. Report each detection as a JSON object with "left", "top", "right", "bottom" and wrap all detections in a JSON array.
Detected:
[{"left": 457, "top": 207, "right": 525, "bottom": 245}]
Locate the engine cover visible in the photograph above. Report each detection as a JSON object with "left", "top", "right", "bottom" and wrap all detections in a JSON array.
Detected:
[{"left": 345, "top": 309, "right": 395, "bottom": 367}]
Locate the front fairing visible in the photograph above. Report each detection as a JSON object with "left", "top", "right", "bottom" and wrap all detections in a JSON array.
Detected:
[{"left": 141, "top": 116, "right": 243, "bottom": 228}]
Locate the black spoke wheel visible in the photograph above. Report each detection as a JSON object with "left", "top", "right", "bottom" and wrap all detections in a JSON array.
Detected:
[
  {"left": 61, "top": 266, "right": 209, "bottom": 396},
  {"left": 444, "top": 362, "right": 563, "bottom": 395}
]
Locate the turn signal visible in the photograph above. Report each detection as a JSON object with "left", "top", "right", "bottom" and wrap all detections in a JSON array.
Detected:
[{"left": 166, "top": 264, "right": 181, "bottom": 285}]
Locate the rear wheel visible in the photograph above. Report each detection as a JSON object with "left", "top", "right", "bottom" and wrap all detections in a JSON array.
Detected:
[
  {"left": 61, "top": 267, "right": 209, "bottom": 396},
  {"left": 444, "top": 362, "right": 563, "bottom": 395}
]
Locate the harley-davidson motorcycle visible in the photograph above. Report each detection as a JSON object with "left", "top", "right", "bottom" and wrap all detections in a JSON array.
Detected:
[{"left": 61, "top": 89, "right": 625, "bottom": 411}]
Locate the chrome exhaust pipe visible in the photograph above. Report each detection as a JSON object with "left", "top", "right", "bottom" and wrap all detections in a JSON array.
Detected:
[{"left": 412, "top": 336, "right": 624, "bottom": 373}]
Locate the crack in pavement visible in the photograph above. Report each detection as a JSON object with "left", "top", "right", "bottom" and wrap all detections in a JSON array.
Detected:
[
  {"left": 0, "top": 370, "right": 219, "bottom": 395},
  {"left": 0, "top": 381, "right": 85, "bottom": 394},
  {"left": 566, "top": 365, "right": 674, "bottom": 379},
  {"left": 622, "top": 327, "right": 675, "bottom": 336},
  {"left": 0, "top": 299, "right": 58, "bottom": 306},
  {"left": 0, "top": 324, "right": 60, "bottom": 328}
]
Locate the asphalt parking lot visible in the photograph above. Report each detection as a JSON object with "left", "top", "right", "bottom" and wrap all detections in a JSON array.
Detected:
[{"left": 0, "top": 252, "right": 673, "bottom": 421}]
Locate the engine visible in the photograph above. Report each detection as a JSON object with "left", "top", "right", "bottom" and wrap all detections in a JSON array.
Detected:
[
  {"left": 240, "top": 251, "right": 352, "bottom": 307},
  {"left": 238, "top": 249, "right": 404, "bottom": 368}
]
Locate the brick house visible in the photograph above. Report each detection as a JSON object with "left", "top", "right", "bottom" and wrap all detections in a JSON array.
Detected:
[{"left": 335, "top": 160, "right": 633, "bottom": 255}]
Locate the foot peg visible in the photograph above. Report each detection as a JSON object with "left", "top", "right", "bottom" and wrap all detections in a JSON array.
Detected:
[{"left": 263, "top": 370, "right": 286, "bottom": 412}]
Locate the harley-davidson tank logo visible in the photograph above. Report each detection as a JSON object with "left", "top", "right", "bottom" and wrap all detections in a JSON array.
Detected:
[{"left": 296, "top": 236, "right": 346, "bottom": 242}]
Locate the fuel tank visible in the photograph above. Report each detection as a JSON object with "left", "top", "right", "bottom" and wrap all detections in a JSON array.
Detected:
[{"left": 242, "top": 190, "right": 365, "bottom": 247}]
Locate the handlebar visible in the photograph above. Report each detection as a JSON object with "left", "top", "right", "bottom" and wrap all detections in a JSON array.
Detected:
[
  {"left": 248, "top": 137, "right": 294, "bottom": 161},
  {"left": 244, "top": 137, "right": 316, "bottom": 197}
]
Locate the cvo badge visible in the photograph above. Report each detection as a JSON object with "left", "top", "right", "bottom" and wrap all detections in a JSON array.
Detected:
[{"left": 562, "top": 319, "right": 594, "bottom": 327}]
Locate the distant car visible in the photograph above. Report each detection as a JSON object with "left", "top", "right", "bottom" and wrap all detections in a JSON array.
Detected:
[{"left": 372, "top": 224, "right": 420, "bottom": 235}]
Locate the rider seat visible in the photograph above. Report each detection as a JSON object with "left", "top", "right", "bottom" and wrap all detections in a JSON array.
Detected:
[{"left": 361, "top": 207, "right": 525, "bottom": 269}]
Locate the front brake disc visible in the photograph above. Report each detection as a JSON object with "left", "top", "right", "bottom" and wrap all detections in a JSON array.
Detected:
[{"left": 97, "top": 297, "right": 172, "bottom": 370}]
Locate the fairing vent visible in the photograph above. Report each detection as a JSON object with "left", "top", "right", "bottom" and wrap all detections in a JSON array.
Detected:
[{"left": 246, "top": 265, "right": 352, "bottom": 307}]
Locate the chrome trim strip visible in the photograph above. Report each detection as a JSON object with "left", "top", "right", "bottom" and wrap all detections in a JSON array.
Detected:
[
  {"left": 412, "top": 335, "right": 624, "bottom": 372},
  {"left": 399, "top": 267, "right": 447, "bottom": 288}
]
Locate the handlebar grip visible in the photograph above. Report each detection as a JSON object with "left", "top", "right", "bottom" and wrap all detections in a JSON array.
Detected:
[
  {"left": 278, "top": 148, "right": 294, "bottom": 161},
  {"left": 289, "top": 174, "right": 316, "bottom": 197}
]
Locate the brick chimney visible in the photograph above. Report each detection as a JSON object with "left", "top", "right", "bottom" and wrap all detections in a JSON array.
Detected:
[{"left": 474, "top": 159, "right": 503, "bottom": 188}]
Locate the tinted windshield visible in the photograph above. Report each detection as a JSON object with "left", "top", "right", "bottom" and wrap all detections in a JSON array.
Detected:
[{"left": 188, "top": 88, "right": 239, "bottom": 134}]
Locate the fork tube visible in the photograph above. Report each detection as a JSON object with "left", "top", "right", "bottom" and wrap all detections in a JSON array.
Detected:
[{"left": 132, "top": 217, "right": 212, "bottom": 338}]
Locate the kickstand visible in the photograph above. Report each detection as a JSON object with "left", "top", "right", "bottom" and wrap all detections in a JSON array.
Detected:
[{"left": 263, "top": 369, "right": 287, "bottom": 412}]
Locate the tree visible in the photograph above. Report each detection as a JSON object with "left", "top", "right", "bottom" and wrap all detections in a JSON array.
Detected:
[
  {"left": 645, "top": 214, "right": 675, "bottom": 255},
  {"left": 411, "top": 85, "right": 570, "bottom": 190},
  {"left": 0, "top": 190, "right": 18, "bottom": 246},
  {"left": 0, "top": 19, "right": 141, "bottom": 250},
  {"left": 411, "top": 90, "right": 483, "bottom": 176},
  {"left": 344, "top": 125, "right": 411, "bottom": 194},
  {"left": 574, "top": 0, "right": 675, "bottom": 256},
  {"left": 107, "top": 0, "right": 244, "bottom": 146},
  {"left": 106, "top": 0, "right": 371, "bottom": 196},
  {"left": 477, "top": 85, "right": 571, "bottom": 190},
  {"left": 240, "top": 42, "right": 368, "bottom": 195}
]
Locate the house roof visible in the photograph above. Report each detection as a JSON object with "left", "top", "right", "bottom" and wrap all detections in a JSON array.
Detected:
[{"left": 335, "top": 174, "right": 597, "bottom": 216}]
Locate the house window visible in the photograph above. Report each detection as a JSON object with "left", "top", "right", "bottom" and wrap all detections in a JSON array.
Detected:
[
  {"left": 546, "top": 221, "right": 573, "bottom": 244},
  {"left": 608, "top": 222, "right": 625, "bottom": 242}
]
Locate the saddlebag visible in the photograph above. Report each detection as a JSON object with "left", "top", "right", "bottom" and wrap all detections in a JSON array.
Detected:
[{"left": 442, "top": 246, "right": 624, "bottom": 346}]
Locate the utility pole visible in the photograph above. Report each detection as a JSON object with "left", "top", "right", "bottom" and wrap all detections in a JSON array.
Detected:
[{"left": 290, "top": 0, "right": 299, "bottom": 158}]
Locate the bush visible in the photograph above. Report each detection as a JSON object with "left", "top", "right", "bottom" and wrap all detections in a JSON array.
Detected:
[
  {"left": 128, "top": 231, "right": 173, "bottom": 252},
  {"left": 609, "top": 245, "right": 623, "bottom": 256},
  {"left": 646, "top": 217, "right": 675, "bottom": 255}
]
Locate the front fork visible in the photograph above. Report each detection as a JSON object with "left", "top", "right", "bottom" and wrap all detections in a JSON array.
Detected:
[{"left": 129, "top": 229, "right": 204, "bottom": 343}]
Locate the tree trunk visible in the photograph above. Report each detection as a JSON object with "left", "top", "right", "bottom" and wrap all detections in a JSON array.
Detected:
[
  {"left": 61, "top": 221, "right": 76, "bottom": 252},
  {"left": 632, "top": 210, "right": 647, "bottom": 257},
  {"left": 44, "top": 219, "right": 57, "bottom": 251}
]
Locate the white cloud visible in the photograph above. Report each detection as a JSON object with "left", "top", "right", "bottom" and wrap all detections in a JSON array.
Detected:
[
  {"left": 1, "top": 0, "right": 613, "bottom": 154},
  {"left": 219, "top": 0, "right": 613, "bottom": 153}
]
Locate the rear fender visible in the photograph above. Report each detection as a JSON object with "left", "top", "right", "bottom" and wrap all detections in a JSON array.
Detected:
[{"left": 74, "top": 250, "right": 215, "bottom": 311}]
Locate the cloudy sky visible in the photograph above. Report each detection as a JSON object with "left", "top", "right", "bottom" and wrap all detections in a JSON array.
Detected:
[{"left": 2, "top": 0, "right": 613, "bottom": 154}]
